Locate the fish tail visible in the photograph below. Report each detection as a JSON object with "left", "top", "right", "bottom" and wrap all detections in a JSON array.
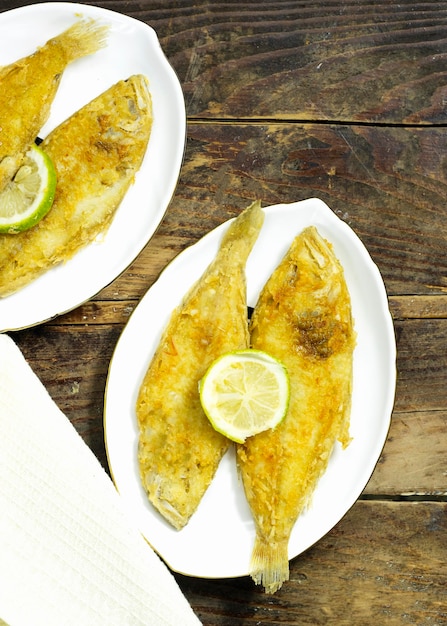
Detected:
[
  {"left": 250, "top": 534, "right": 289, "bottom": 594},
  {"left": 50, "top": 19, "right": 109, "bottom": 62},
  {"left": 217, "top": 200, "right": 264, "bottom": 259}
]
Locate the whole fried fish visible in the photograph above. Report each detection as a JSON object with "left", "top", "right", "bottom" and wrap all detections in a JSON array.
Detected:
[
  {"left": 0, "top": 19, "right": 109, "bottom": 191},
  {"left": 0, "top": 75, "right": 152, "bottom": 297},
  {"left": 136, "top": 201, "right": 264, "bottom": 530},
  {"left": 237, "top": 226, "right": 356, "bottom": 593}
]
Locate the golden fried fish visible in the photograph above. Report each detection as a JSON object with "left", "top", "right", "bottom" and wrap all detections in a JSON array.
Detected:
[
  {"left": 0, "top": 75, "right": 152, "bottom": 297},
  {"left": 136, "top": 201, "right": 264, "bottom": 530},
  {"left": 0, "top": 19, "right": 109, "bottom": 191},
  {"left": 237, "top": 226, "right": 356, "bottom": 593}
]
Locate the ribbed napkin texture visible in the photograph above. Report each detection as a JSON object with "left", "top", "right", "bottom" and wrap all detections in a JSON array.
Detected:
[{"left": 0, "top": 334, "right": 201, "bottom": 626}]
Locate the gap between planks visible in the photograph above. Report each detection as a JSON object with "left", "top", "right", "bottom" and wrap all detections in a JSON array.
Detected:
[{"left": 50, "top": 294, "right": 447, "bottom": 326}]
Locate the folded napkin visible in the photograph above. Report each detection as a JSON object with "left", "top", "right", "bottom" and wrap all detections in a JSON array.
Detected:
[{"left": 0, "top": 334, "right": 201, "bottom": 626}]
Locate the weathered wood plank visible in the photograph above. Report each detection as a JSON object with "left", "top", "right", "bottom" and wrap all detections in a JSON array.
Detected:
[
  {"left": 34, "top": 310, "right": 447, "bottom": 495},
  {"left": 364, "top": 410, "right": 447, "bottom": 496},
  {"left": 169, "top": 7, "right": 447, "bottom": 125},
  {"left": 46, "top": 312, "right": 447, "bottom": 423},
  {"left": 177, "top": 500, "right": 447, "bottom": 626},
  {"left": 394, "top": 318, "right": 447, "bottom": 413},
  {"left": 137, "top": 1, "right": 447, "bottom": 125},
  {"left": 145, "top": 0, "right": 447, "bottom": 125},
  {"left": 92, "top": 121, "right": 447, "bottom": 299},
  {"left": 391, "top": 295, "right": 447, "bottom": 319}
]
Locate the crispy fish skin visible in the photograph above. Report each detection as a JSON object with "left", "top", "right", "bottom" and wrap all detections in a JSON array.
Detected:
[
  {"left": 0, "top": 75, "right": 152, "bottom": 297},
  {"left": 0, "top": 19, "right": 109, "bottom": 191},
  {"left": 136, "top": 201, "right": 264, "bottom": 530},
  {"left": 237, "top": 226, "right": 356, "bottom": 593}
]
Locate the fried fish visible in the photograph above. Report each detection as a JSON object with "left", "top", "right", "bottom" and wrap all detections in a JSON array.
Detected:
[
  {"left": 237, "top": 226, "right": 356, "bottom": 593},
  {"left": 136, "top": 201, "right": 264, "bottom": 530},
  {"left": 0, "top": 19, "right": 109, "bottom": 192},
  {"left": 0, "top": 75, "right": 152, "bottom": 297}
]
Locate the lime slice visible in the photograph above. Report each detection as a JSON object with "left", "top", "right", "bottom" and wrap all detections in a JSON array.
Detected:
[
  {"left": 199, "top": 349, "right": 290, "bottom": 443},
  {"left": 0, "top": 144, "right": 57, "bottom": 234}
]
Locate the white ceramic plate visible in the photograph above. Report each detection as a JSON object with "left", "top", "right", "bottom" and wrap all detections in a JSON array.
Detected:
[
  {"left": 0, "top": 2, "right": 185, "bottom": 332},
  {"left": 104, "top": 198, "right": 396, "bottom": 579}
]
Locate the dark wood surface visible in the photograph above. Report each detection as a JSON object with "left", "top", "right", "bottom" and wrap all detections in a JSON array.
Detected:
[{"left": 2, "top": 1, "right": 447, "bottom": 624}]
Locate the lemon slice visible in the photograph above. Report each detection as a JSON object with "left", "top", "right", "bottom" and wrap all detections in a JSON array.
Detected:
[
  {"left": 0, "top": 144, "right": 57, "bottom": 234},
  {"left": 199, "top": 349, "right": 290, "bottom": 443}
]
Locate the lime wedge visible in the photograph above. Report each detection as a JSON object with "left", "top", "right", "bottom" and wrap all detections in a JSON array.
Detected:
[
  {"left": 199, "top": 349, "right": 290, "bottom": 443},
  {"left": 0, "top": 144, "right": 56, "bottom": 234}
]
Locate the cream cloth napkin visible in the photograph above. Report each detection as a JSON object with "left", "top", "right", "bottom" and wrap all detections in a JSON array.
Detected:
[{"left": 0, "top": 334, "right": 201, "bottom": 626}]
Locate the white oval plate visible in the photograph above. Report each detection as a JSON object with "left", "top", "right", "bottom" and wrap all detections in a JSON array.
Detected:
[
  {"left": 104, "top": 198, "right": 396, "bottom": 579},
  {"left": 0, "top": 2, "right": 185, "bottom": 332}
]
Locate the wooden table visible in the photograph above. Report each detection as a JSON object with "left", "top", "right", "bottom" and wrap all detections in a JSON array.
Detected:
[{"left": 1, "top": 1, "right": 446, "bottom": 623}]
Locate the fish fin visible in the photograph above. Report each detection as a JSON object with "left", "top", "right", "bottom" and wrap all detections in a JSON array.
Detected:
[
  {"left": 51, "top": 19, "right": 110, "bottom": 63},
  {"left": 250, "top": 535, "right": 289, "bottom": 594},
  {"left": 338, "top": 380, "right": 354, "bottom": 449}
]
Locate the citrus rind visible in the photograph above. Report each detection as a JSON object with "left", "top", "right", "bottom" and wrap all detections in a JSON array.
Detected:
[{"left": 0, "top": 143, "right": 57, "bottom": 234}]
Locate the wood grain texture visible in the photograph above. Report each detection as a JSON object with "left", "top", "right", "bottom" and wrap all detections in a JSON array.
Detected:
[
  {"left": 365, "top": 411, "right": 447, "bottom": 496},
  {"left": 394, "top": 319, "right": 447, "bottom": 412},
  {"left": 391, "top": 295, "right": 447, "bottom": 319},
  {"left": 93, "top": 121, "right": 447, "bottom": 299},
  {"left": 128, "top": 0, "right": 447, "bottom": 124}
]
